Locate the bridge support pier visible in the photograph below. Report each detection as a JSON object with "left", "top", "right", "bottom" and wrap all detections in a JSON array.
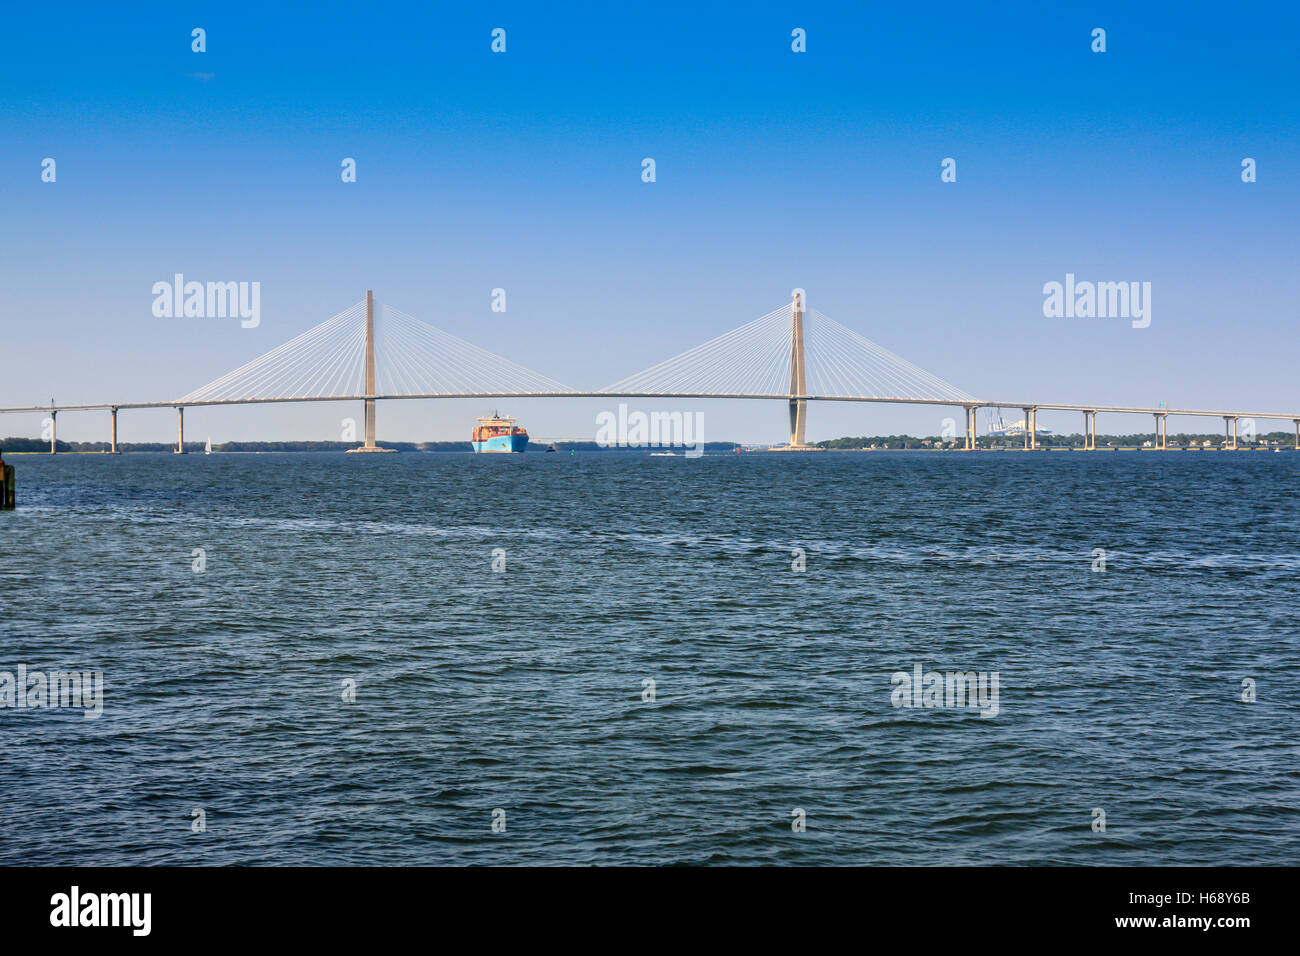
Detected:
[
  {"left": 1023, "top": 408, "right": 1032, "bottom": 450},
  {"left": 110, "top": 407, "right": 119, "bottom": 454},
  {"left": 965, "top": 406, "right": 978, "bottom": 450},
  {"left": 1029, "top": 408, "right": 1037, "bottom": 449},
  {"left": 49, "top": 409, "right": 57, "bottom": 454},
  {"left": 365, "top": 289, "right": 376, "bottom": 447},
  {"left": 1294, "top": 419, "right": 1299, "bottom": 451},
  {"left": 1153, "top": 413, "right": 1165, "bottom": 450},
  {"left": 1224, "top": 416, "right": 1237, "bottom": 451},
  {"left": 1152, "top": 413, "right": 1167, "bottom": 450},
  {"left": 784, "top": 291, "right": 811, "bottom": 449},
  {"left": 348, "top": 290, "right": 395, "bottom": 453},
  {"left": 175, "top": 407, "right": 185, "bottom": 454}
]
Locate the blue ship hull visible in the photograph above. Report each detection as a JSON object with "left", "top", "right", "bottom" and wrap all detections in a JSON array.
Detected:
[{"left": 472, "top": 434, "right": 528, "bottom": 453}]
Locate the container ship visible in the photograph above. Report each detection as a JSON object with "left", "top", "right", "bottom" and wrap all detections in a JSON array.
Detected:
[{"left": 472, "top": 413, "right": 529, "bottom": 453}]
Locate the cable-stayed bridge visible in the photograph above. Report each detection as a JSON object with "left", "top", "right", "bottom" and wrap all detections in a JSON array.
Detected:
[{"left": 3, "top": 290, "right": 1298, "bottom": 452}]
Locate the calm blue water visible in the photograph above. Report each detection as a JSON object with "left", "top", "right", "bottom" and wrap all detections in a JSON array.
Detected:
[{"left": 1, "top": 451, "right": 1298, "bottom": 865}]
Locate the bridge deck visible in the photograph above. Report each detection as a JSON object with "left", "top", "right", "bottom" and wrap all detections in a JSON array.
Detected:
[{"left": 1, "top": 393, "right": 1297, "bottom": 421}]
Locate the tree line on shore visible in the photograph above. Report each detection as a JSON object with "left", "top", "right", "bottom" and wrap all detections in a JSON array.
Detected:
[
  {"left": 0, "top": 438, "right": 738, "bottom": 453},
  {"left": 4, "top": 434, "right": 1295, "bottom": 453},
  {"left": 816, "top": 432, "right": 1299, "bottom": 450}
]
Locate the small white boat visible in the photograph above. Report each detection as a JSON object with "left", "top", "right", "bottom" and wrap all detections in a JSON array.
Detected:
[{"left": 204, "top": 437, "right": 213, "bottom": 455}]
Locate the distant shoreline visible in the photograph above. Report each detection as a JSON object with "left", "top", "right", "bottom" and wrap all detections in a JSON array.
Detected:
[{"left": 4, "top": 435, "right": 1296, "bottom": 454}]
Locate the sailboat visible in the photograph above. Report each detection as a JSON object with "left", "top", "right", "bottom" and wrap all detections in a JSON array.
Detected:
[{"left": 204, "top": 437, "right": 213, "bottom": 455}]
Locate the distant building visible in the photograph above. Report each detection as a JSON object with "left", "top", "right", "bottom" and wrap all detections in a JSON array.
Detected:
[{"left": 985, "top": 412, "right": 1052, "bottom": 437}]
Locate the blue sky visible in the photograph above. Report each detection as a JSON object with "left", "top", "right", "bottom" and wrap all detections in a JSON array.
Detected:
[{"left": 2, "top": 1, "right": 1297, "bottom": 443}]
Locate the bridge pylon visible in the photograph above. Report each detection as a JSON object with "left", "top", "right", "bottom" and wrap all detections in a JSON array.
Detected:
[
  {"left": 771, "top": 290, "right": 821, "bottom": 451},
  {"left": 789, "top": 290, "right": 807, "bottom": 445},
  {"left": 347, "top": 290, "right": 396, "bottom": 454}
]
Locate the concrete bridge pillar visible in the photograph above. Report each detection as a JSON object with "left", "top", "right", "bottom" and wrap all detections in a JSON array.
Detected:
[
  {"left": 365, "top": 290, "right": 376, "bottom": 447},
  {"left": 1153, "top": 413, "right": 1165, "bottom": 450},
  {"left": 110, "top": 407, "right": 118, "bottom": 454},
  {"left": 175, "top": 407, "right": 185, "bottom": 454},
  {"left": 1152, "top": 413, "right": 1168, "bottom": 450},
  {"left": 347, "top": 290, "right": 394, "bottom": 453},
  {"left": 1023, "top": 408, "right": 1032, "bottom": 450},
  {"left": 365, "top": 290, "right": 376, "bottom": 448},
  {"left": 787, "top": 291, "right": 807, "bottom": 448},
  {"left": 49, "top": 409, "right": 57, "bottom": 454}
]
